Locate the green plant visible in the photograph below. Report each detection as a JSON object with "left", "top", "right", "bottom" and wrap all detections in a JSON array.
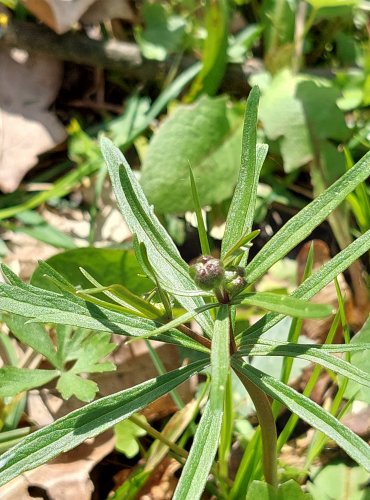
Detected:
[{"left": 0, "top": 86, "right": 369, "bottom": 497}]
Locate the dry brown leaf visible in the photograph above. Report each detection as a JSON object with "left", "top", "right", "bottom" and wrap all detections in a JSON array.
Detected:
[
  {"left": 21, "top": 0, "right": 135, "bottom": 34},
  {"left": 0, "top": 48, "right": 66, "bottom": 193},
  {"left": 0, "top": 432, "right": 114, "bottom": 500}
]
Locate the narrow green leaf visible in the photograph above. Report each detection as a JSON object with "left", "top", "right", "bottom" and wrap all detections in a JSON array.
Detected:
[
  {"left": 189, "top": 165, "right": 211, "bottom": 255},
  {"left": 231, "top": 359, "right": 370, "bottom": 471},
  {"left": 187, "top": 0, "right": 229, "bottom": 98},
  {"left": 238, "top": 231, "right": 370, "bottom": 345},
  {"left": 210, "top": 305, "right": 230, "bottom": 409},
  {"left": 0, "top": 367, "right": 59, "bottom": 397},
  {"left": 173, "top": 401, "right": 223, "bottom": 500},
  {"left": 233, "top": 292, "right": 333, "bottom": 319},
  {"left": 245, "top": 152, "right": 370, "bottom": 284},
  {"left": 223, "top": 229, "right": 260, "bottom": 267},
  {"left": 100, "top": 137, "right": 213, "bottom": 335},
  {"left": 222, "top": 86, "right": 268, "bottom": 257},
  {"left": 235, "top": 342, "right": 370, "bottom": 387},
  {"left": 128, "top": 304, "right": 217, "bottom": 342},
  {"left": 0, "top": 277, "right": 209, "bottom": 353},
  {"left": 0, "top": 360, "right": 208, "bottom": 486},
  {"left": 174, "top": 306, "right": 229, "bottom": 500}
]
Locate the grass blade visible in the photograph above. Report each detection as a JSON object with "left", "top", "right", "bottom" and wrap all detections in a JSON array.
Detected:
[{"left": 189, "top": 164, "right": 211, "bottom": 255}]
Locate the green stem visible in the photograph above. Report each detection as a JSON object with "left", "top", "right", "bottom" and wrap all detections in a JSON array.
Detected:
[{"left": 234, "top": 369, "right": 278, "bottom": 488}]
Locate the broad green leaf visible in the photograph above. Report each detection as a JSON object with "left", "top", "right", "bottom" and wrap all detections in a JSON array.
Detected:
[
  {"left": 238, "top": 230, "right": 370, "bottom": 344},
  {"left": 31, "top": 248, "right": 152, "bottom": 296},
  {"left": 187, "top": 0, "right": 229, "bottom": 98},
  {"left": 307, "top": 461, "right": 368, "bottom": 500},
  {"left": 56, "top": 373, "right": 98, "bottom": 402},
  {"left": 246, "top": 479, "right": 313, "bottom": 500},
  {"left": 0, "top": 367, "right": 59, "bottom": 397},
  {"left": 257, "top": 70, "right": 349, "bottom": 172},
  {"left": 173, "top": 401, "right": 223, "bottom": 500},
  {"left": 0, "top": 270, "right": 209, "bottom": 354},
  {"left": 140, "top": 96, "right": 244, "bottom": 214},
  {"left": 235, "top": 341, "right": 370, "bottom": 387},
  {"left": 234, "top": 292, "right": 333, "bottom": 318},
  {"left": 0, "top": 360, "right": 207, "bottom": 486},
  {"left": 114, "top": 416, "right": 147, "bottom": 458},
  {"left": 135, "top": 3, "right": 186, "bottom": 61},
  {"left": 342, "top": 317, "right": 370, "bottom": 403},
  {"left": 101, "top": 137, "right": 213, "bottom": 335},
  {"left": 222, "top": 87, "right": 268, "bottom": 257},
  {"left": 231, "top": 359, "right": 370, "bottom": 471},
  {"left": 3, "top": 313, "right": 58, "bottom": 367},
  {"left": 210, "top": 305, "right": 230, "bottom": 409}
]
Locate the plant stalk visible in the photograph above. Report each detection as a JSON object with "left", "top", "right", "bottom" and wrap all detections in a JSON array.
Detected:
[{"left": 234, "top": 369, "right": 278, "bottom": 488}]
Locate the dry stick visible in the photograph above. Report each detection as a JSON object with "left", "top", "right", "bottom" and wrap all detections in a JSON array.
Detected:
[{"left": 0, "top": 19, "right": 338, "bottom": 96}]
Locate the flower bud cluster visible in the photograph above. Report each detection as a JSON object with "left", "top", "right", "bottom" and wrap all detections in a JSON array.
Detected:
[{"left": 189, "top": 256, "right": 246, "bottom": 299}]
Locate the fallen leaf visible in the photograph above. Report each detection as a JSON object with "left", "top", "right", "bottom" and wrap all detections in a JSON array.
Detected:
[
  {"left": 21, "top": 0, "right": 134, "bottom": 34},
  {"left": 0, "top": 48, "right": 66, "bottom": 192},
  {"left": 0, "top": 431, "right": 114, "bottom": 500}
]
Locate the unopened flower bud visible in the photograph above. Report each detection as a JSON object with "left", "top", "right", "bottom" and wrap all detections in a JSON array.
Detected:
[
  {"left": 189, "top": 256, "right": 225, "bottom": 291},
  {"left": 223, "top": 266, "right": 246, "bottom": 296}
]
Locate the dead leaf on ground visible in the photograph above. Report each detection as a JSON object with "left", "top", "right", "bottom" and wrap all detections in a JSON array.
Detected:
[
  {"left": 21, "top": 0, "right": 135, "bottom": 34},
  {"left": 0, "top": 48, "right": 66, "bottom": 193},
  {"left": 1, "top": 231, "right": 58, "bottom": 281},
  {"left": 0, "top": 431, "right": 114, "bottom": 500}
]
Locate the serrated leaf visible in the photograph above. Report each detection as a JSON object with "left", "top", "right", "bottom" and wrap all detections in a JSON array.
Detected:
[
  {"left": 56, "top": 372, "right": 98, "bottom": 402},
  {"left": 231, "top": 359, "right": 370, "bottom": 471},
  {"left": 101, "top": 137, "right": 213, "bottom": 336},
  {"left": 0, "top": 367, "right": 59, "bottom": 397},
  {"left": 0, "top": 360, "right": 208, "bottom": 487},
  {"left": 114, "top": 415, "right": 147, "bottom": 458},
  {"left": 3, "top": 313, "right": 58, "bottom": 367},
  {"left": 246, "top": 479, "right": 313, "bottom": 500}
]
